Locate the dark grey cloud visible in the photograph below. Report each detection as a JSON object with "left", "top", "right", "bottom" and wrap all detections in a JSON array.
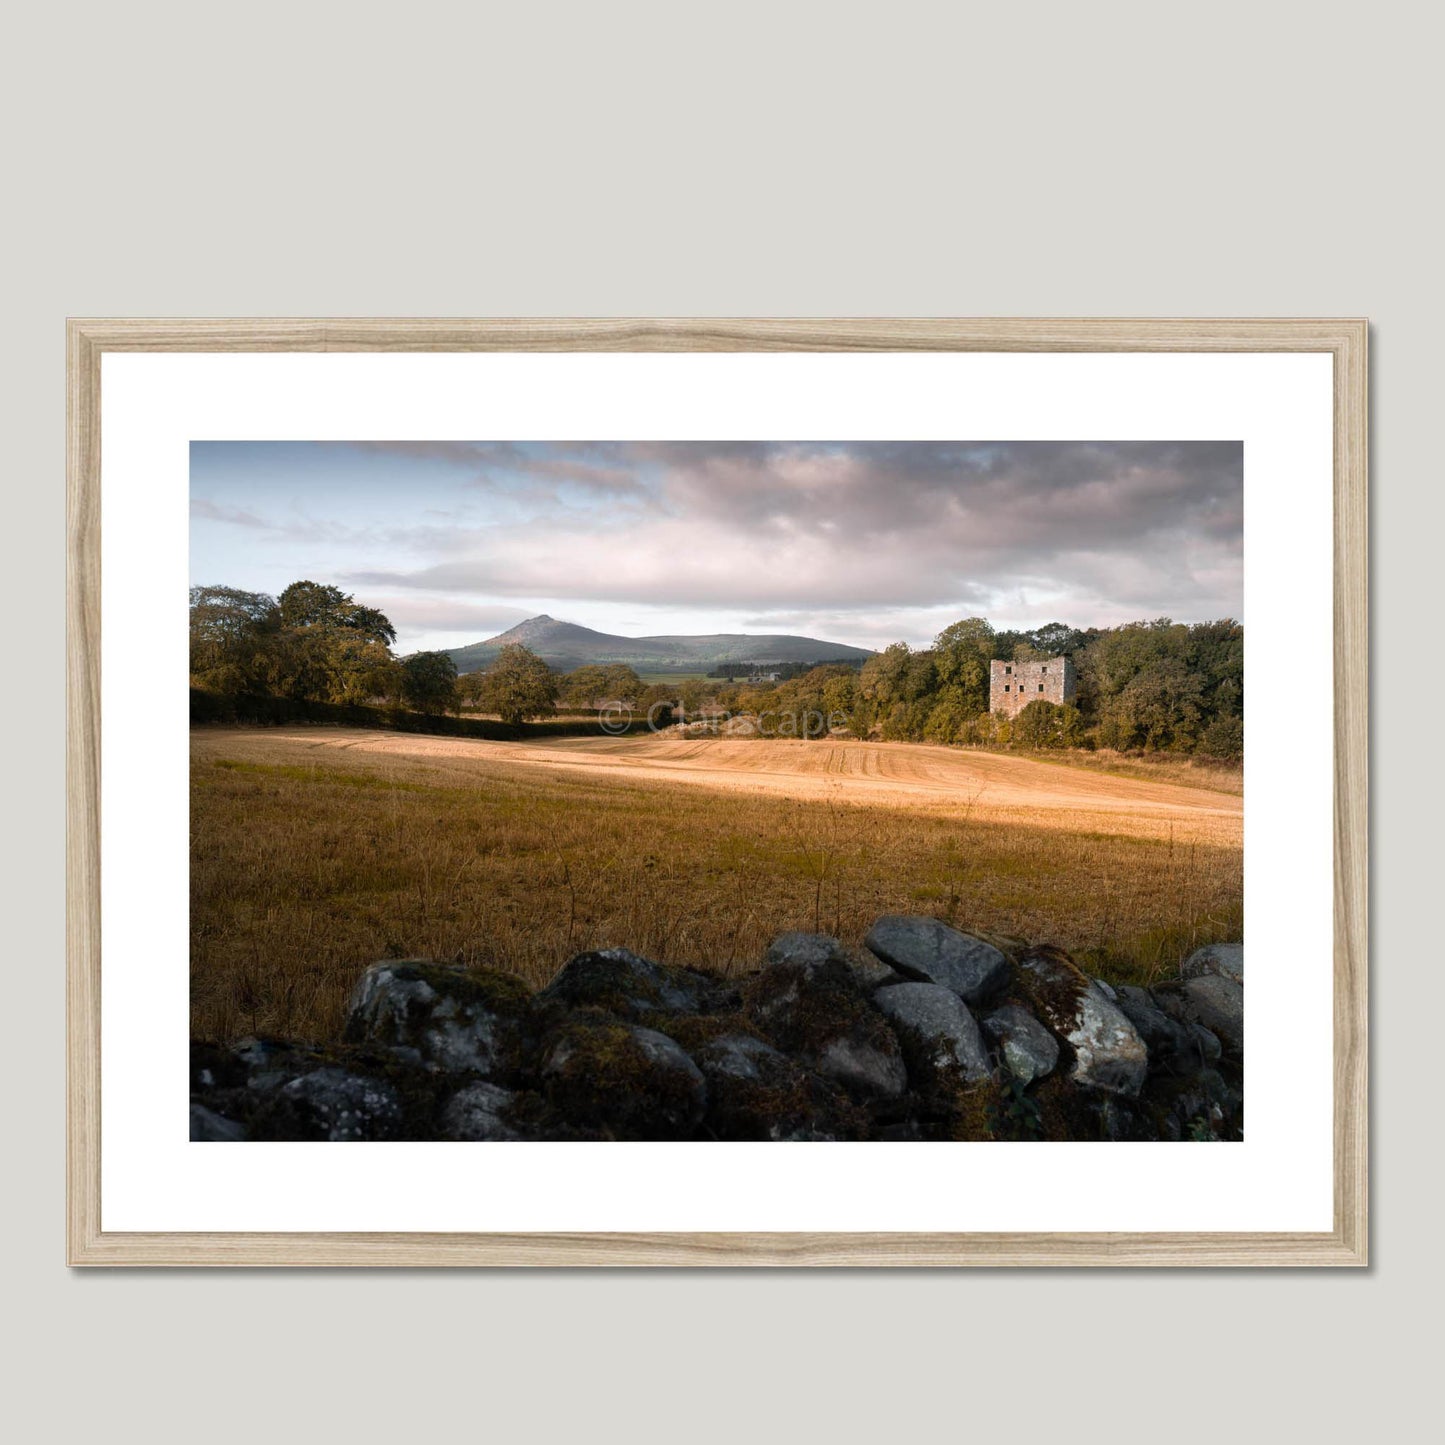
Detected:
[
  {"left": 348, "top": 440, "right": 651, "bottom": 507},
  {"left": 341, "top": 441, "right": 1242, "bottom": 624},
  {"left": 192, "top": 440, "right": 1243, "bottom": 648}
]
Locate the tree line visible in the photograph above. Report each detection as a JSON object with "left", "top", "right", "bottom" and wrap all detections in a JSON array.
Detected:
[
  {"left": 488, "top": 614, "right": 1243, "bottom": 758},
  {"left": 721, "top": 616, "right": 1243, "bottom": 758},
  {"left": 192, "top": 585, "right": 1242, "bottom": 757},
  {"left": 190, "top": 582, "right": 561, "bottom": 727}
]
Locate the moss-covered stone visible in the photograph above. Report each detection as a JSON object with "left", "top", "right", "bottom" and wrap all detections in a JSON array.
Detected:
[
  {"left": 538, "top": 1011, "right": 708, "bottom": 1139},
  {"left": 537, "top": 948, "right": 727, "bottom": 1021},
  {"left": 1014, "top": 944, "right": 1091, "bottom": 1033},
  {"left": 1017, "top": 945, "right": 1148, "bottom": 1096},
  {"left": 648, "top": 1010, "right": 763, "bottom": 1054},
  {"left": 189, "top": 1102, "right": 246, "bottom": 1141},
  {"left": 344, "top": 960, "right": 533, "bottom": 1078},
  {"left": 874, "top": 982, "right": 991, "bottom": 1091},
  {"left": 247, "top": 1065, "right": 405, "bottom": 1141},
  {"left": 1139, "top": 1066, "right": 1242, "bottom": 1142},
  {"left": 691, "top": 1033, "right": 869, "bottom": 1141},
  {"left": 187, "top": 923, "right": 1242, "bottom": 1142},
  {"left": 744, "top": 958, "right": 906, "bottom": 1100},
  {"left": 942, "top": 1074, "right": 1009, "bottom": 1141},
  {"left": 1029, "top": 1070, "right": 1113, "bottom": 1141},
  {"left": 439, "top": 1081, "right": 521, "bottom": 1141},
  {"left": 190, "top": 1038, "right": 248, "bottom": 1093}
]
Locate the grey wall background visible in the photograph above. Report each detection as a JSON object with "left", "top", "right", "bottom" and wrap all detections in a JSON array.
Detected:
[{"left": 7, "top": 1, "right": 1434, "bottom": 1438}]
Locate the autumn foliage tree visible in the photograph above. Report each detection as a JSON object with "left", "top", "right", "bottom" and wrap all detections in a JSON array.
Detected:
[
  {"left": 842, "top": 615, "right": 1242, "bottom": 757},
  {"left": 558, "top": 663, "right": 644, "bottom": 708},
  {"left": 399, "top": 651, "right": 459, "bottom": 715},
  {"left": 188, "top": 586, "right": 282, "bottom": 694},
  {"left": 190, "top": 580, "right": 403, "bottom": 705},
  {"left": 277, "top": 580, "right": 396, "bottom": 643},
  {"left": 478, "top": 644, "right": 559, "bottom": 728}
]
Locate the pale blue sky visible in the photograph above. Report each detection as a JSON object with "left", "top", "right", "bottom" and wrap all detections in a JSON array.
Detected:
[{"left": 190, "top": 440, "right": 1243, "bottom": 654}]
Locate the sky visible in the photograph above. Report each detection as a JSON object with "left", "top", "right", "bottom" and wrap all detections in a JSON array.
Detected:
[{"left": 190, "top": 440, "right": 1243, "bottom": 655}]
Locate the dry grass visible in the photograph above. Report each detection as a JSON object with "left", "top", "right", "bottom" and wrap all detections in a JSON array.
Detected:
[
  {"left": 1012, "top": 746, "right": 1244, "bottom": 795},
  {"left": 191, "top": 728, "right": 1243, "bottom": 1042}
]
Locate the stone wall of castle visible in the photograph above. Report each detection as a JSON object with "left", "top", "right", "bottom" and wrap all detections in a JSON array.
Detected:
[{"left": 989, "top": 655, "right": 1077, "bottom": 717}]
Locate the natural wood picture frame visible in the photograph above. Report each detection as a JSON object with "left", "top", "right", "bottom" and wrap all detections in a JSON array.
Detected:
[{"left": 67, "top": 317, "right": 1368, "bottom": 1267}]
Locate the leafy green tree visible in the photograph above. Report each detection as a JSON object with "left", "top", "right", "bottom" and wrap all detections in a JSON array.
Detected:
[
  {"left": 1077, "top": 618, "right": 1239, "bottom": 753},
  {"left": 456, "top": 670, "right": 488, "bottom": 707},
  {"left": 677, "top": 678, "right": 710, "bottom": 714},
  {"left": 560, "top": 663, "right": 644, "bottom": 708},
  {"left": 932, "top": 617, "right": 994, "bottom": 718},
  {"left": 261, "top": 625, "right": 333, "bottom": 701},
  {"left": 479, "top": 644, "right": 558, "bottom": 727},
  {"left": 189, "top": 585, "right": 280, "bottom": 692},
  {"left": 855, "top": 642, "right": 913, "bottom": 735},
  {"left": 923, "top": 696, "right": 970, "bottom": 744},
  {"left": 190, "top": 578, "right": 409, "bottom": 707},
  {"left": 1012, "top": 700, "right": 1086, "bottom": 749},
  {"left": 1199, "top": 713, "right": 1244, "bottom": 761},
  {"left": 277, "top": 580, "right": 397, "bottom": 644},
  {"left": 820, "top": 667, "right": 857, "bottom": 720},
  {"left": 399, "top": 651, "right": 459, "bottom": 715},
  {"left": 324, "top": 634, "right": 402, "bottom": 705},
  {"left": 1030, "top": 621, "right": 1087, "bottom": 656},
  {"left": 766, "top": 665, "right": 855, "bottom": 738},
  {"left": 639, "top": 683, "right": 677, "bottom": 726}
]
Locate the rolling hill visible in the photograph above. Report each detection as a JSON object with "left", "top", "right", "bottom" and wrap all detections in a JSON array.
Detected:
[{"left": 445, "top": 615, "right": 874, "bottom": 674}]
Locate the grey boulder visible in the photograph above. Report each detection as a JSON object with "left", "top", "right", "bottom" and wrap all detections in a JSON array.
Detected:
[
  {"left": 440, "top": 1081, "right": 520, "bottom": 1141},
  {"left": 189, "top": 1102, "right": 246, "bottom": 1141},
  {"left": 815, "top": 1033, "right": 910, "bottom": 1100},
  {"left": 1179, "top": 974, "right": 1244, "bottom": 1055},
  {"left": 1115, "top": 984, "right": 1198, "bottom": 1066},
  {"left": 766, "top": 931, "right": 901, "bottom": 990},
  {"left": 694, "top": 1032, "right": 862, "bottom": 1141},
  {"left": 983, "top": 1004, "right": 1060, "bottom": 1083},
  {"left": 1190, "top": 1023, "right": 1224, "bottom": 1065},
  {"left": 537, "top": 948, "right": 721, "bottom": 1019},
  {"left": 345, "top": 961, "right": 531, "bottom": 1076},
  {"left": 253, "top": 1066, "right": 403, "bottom": 1141},
  {"left": 745, "top": 957, "right": 907, "bottom": 1100},
  {"left": 1181, "top": 943, "right": 1244, "bottom": 986},
  {"left": 540, "top": 1017, "right": 708, "bottom": 1138},
  {"left": 1018, "top": 946, "right": 1148, "bottom": 1096},
  {"left": 864, "top": 915, "right": 1010, "bottom": 1004},
  {"left": 766, "top": 932, "right": 847, "bottom": 970},
  {"left": 874, "top": 982, "right": 991, "bottom": 1086}
]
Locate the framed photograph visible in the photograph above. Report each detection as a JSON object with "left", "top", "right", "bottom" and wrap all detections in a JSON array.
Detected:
[{"left": 67, "top": 318, "right": 1367, "bottom": 1266}]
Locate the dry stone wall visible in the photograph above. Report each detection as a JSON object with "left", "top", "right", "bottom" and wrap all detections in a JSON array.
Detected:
[{"left": 190, "top": 920, "right": 1243, "bottom": 1143}]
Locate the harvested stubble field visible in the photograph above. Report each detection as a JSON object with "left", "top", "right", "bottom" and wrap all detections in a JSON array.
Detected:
[{"left": 191, "top": 727, "right": 1243, "bottom": 1041}]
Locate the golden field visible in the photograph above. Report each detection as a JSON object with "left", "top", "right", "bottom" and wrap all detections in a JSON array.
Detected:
[{"left": 191, "top": 727, "right": 1243, "bottom": 1041}]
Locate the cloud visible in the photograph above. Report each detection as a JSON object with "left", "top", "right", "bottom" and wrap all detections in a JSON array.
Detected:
[
  {"left": 346, "top": 440, "right": 652, "bottom": 508},
  {"left": 190, "top": 497, "right": 269, "bottom": 528},
  {"left": 339, "top": 440, "right": 1241, "bottom": 622},
  {"left": 354, "top": 595, "right": 532, "bottom": 635},
  {"left": 199, "top": 440, "right": 1243, "bottom": 636}
]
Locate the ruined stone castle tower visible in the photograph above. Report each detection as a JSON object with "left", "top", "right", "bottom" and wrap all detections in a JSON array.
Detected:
[{"left": 989, "top": 655, "right": 1077, "bottom": 717}]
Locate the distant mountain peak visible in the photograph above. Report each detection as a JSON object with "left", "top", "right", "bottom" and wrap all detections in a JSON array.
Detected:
[{"left": 446, "top": 614, "right": 874, "bottom": 675}]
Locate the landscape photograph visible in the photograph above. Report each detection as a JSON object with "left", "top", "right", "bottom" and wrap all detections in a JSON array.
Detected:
[{"left": 188, "top": 439, "right": 1245, "bottom": 1143}]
